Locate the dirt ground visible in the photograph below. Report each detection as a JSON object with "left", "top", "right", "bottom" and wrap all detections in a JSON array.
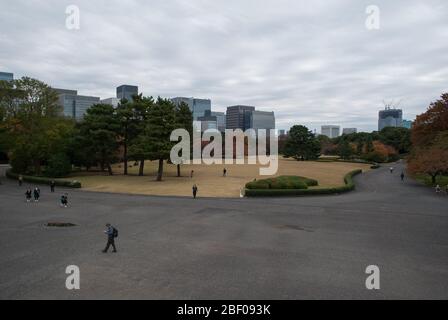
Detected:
[{"left": 69, "top": 158, "right": 371, "bottom": 198}]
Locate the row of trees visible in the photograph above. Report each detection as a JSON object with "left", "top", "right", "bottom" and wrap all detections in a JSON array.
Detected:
[
  {"left": 279, "top": 124, "right": 411, "bottom": 163},
  {"left": 0, "top": 77, "right": 193, "bottom": 181},
  {"left": 318, "top": 126, "right": 411, "bottom": 162}
]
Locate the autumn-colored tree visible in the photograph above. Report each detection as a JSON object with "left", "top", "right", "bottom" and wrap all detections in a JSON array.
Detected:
[
  {"left": 408, "top": 93, "right": 448, "bottom": 184},
  {"left": 412, "top": 93, "right": 448, "bottom": 147},
  {"left": 408, "top": 146, "right": 448, "bottom": 184}
]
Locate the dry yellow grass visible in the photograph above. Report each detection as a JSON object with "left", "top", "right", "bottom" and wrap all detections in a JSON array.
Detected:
[{"left": 70, "top": 158, "right": 370, "bottom": 198}]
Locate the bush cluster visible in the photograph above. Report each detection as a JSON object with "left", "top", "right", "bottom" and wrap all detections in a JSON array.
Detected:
[
  {"left": 245, "top": 176, "right": 318, "bottom": 190},
  {"left": 245, "top": 170, "right": 362, "bottom": 197},
  {"left": 6, "top": 170, "right": 81, "bottom": 188}
]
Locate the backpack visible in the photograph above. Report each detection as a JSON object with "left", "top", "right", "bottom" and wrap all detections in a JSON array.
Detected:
[{"left": 112, "top": 227, "right": 118, "bottom": 238}]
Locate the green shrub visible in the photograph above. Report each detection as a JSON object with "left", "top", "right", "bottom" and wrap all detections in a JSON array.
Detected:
[
  {"left": 245, "top": 170, "right": 362, "bottom": 197},
  {"left": 9, "top": 147, "right": 31, "bottom": 174},
  {"left": 44, "top": 153, "right": 72, "bottom": 178},
  {"left": 245, "top": 175, "right": 316, "bottom": 190},
  {"left": 362, "top": 151, "right": 387, "bottom": 163},
  {"left": 6, "top": 170, "right": 81, "bottom": 188}
]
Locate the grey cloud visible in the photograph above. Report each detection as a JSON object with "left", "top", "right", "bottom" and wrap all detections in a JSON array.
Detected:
[{"left": 1, "top": 0, "right": 447, "bottom": 132}]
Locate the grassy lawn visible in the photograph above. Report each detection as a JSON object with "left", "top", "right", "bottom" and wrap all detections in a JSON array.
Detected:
[{"left": 69, "top": 158, "right": 371, "bottom": 198}]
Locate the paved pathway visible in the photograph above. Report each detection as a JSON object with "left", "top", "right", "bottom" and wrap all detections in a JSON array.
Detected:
[{"left": 0, "top": 162, "right": 447, "bottom": 299}]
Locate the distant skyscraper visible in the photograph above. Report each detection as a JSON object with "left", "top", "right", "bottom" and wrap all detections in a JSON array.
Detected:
[
  {"left": 321, "top": 125, "right": 340, "bottom": 138},
  {"left": 226, "top": 105, "right": 255, "bottom": 130},
  {"left": 197, "top": 110, "right": 218, "bottom": 132},
  {"left": 211, "top": 111, "right": 226, "bottom": 132},
  {"left": 402, "top": 119, "right": 413, "bottom": 129},
  {"left": 378, "top": 108, "right": 403, "bottom": 131},
  {"left": 171, "top": 97, "right": 211, "bottom": 120},
  {"left": 342, "top": 128, "right": 357, "bottom": 135},
  {"left": 278, "top": 129, "right": 286, "bottom": 136},
  {"left": 0, "top": 71, "right": 13, "bottom": 82},
  {"left": 54, "top": 88, "right": 100, "bottom": 120},
  {"left": 116, "top": 85, "right": 138, "bottom": 102},
  {"left": 101, "top": 97, "right": 120, "bottom": 107},
  {"left": 245, "top": 110, "right": 275, "bottom": 132}
]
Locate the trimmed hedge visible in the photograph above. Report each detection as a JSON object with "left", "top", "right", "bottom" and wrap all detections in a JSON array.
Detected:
[
  {"left": 245, "top": 169, "right": 362, "bottom": 197},
  {"left": 6, "top": 170, "right": 81, "bottom": 188},
  {"left": 245, "top": 175, "right": 318, "bottom": 190}
]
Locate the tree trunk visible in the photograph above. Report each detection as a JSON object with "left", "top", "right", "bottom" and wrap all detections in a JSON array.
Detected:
[
  {"left": 431, "top": 174, "right": 437, "bottom": 185},
  {"left": 177, "top": 164, "right": 181, "bottom": 177},
  {"left": 107, "top": 163, "right": 113, "bottom": 176},
  {"left": 34, "top": 160, "right": 41, "bottom": 175},
  {"left": 139, "top": 159, "right": 145, "bottom": 176},
  {"left": 123, "top": 143, "right": 128, "bottom": 175},
  {"left": 157, "top": 159, "right": 164, "bottom": 181}
]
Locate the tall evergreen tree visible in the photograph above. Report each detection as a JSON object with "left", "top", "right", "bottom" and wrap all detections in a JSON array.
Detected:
[
  {"left": 174, "top": 101, "right": 193, "bottom": 177},
  {"left": 78, "top": 104, "right": 120, "bottom": 175},
  {"left": 283, "top": 125, "right": 321, "bottom": 160}
]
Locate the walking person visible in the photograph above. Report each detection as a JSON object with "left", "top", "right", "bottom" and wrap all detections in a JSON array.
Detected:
[
  {"left": 60, "top": 193, "right": 68, "bottom": 208},
  {"left": 102, "top": 223, "right": 118, "bottom": 253},
  {"left": 25, "top": 189, "right": 32, "bottom": 202},
  {"left": 389, "top": 167, "right": 394, "bottom": 174},
  {"left": 50, "top": 180, "right": 55, "bottom": 193},
  {"left": 400, "top": 172, "right": 405, "bottom": 182},
  {"left": 18, "top": 175, "right": 23, "bottom": 187},
  {"left": 192, "top": 184, "right": 198, "bottom": 199},
  {"left": 223, "top": 168, "right": 227, "bottom": 177},
  {"left": 435, "top": 185, "right": 441, "bottom": 193},
  {"left": 33, "top": 187, "right": 40, "bottom": 202},
  {"left": 190, "top": 170, "right": 194, "bottom": 178}
]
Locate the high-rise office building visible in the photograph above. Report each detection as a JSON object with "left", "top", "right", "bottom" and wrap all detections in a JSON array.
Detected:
[
  {"left": 402, "top": 119, "right": 413, "bottom": 129},
  {"left": 211, "top": 111, "right": 226, "bottom": 132},
  {"left": 226, "top": 105, "right": 255, "bottom": 130},
  {"left": 171, "top": 97, "right": 211, "bottom": 120},
  {"left": 54, "top": 88, "right": 100, "bottom": 120},
  {"left": 0, "top": 71, "right": 14, "bottom": 82},
  {"left": 378, "top": 108, "right": 403, "bottom": 131},
  {"left": 116, "top": 85, "right": 138, "bottom": 102},
  {"left": 245, "top": 110, "right": 275, "bottom": 132},
  {"left": 342, "top": 128, "right": 357, "bottom": 135},
  {"left": 321, "top": 125, "right": 340, "bottom": 138},
  {"left": 197, "top": 110, "right": 218, "bottom": 132},
  {"left": 101, "top": 97, "right": 120, "bottom": 107}
]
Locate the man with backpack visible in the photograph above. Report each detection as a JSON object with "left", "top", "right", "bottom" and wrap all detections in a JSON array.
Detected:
[{"left": 102, "top": 223, "right": 118, "bottom": 253}]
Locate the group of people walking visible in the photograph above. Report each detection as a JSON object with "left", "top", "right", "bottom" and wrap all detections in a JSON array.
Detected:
[
  {"left": 25, "top": 187, "right": 40, "bottom": 202},
  {"left": 19, "top": 177, "right": 69, "bottom": 207},
  {"left": 18, "top": 176, "right": 118, "bottom": 253}
]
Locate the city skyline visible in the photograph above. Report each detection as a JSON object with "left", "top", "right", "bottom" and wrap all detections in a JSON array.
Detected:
[{"left": 1, "top": 1, "right": 447, "bottom": 132}]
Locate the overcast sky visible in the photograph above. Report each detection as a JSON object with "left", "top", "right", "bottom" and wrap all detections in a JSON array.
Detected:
[{"left": 1, "top": 0, "right": 447, "bottom": 132}]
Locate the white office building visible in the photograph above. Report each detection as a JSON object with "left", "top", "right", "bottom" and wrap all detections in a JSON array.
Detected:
[{"left": 321, "top": 125, "right": 340, "bottom": 138}]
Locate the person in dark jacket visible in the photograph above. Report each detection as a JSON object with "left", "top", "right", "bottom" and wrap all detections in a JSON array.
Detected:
[
  {"left": 102, "top": 223, "right": 117, "bottom": 253},
  {"left": 25, "top": 189, "right": 32, "bottom": 202},
  {"left": 33, "top": 187, "right": 40, "bottom": 202},
  {"left": 60, "top": 193, "right": 68, "bottom": 207},
  {"left": 400, "top": 172, "right": 405, "bottom": 182},
  {"left": 50, "top": 180, "right": 56, "bottom": 192},
  {"left": 192, "top": 184, "right": 198, "bottom": 198}
]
